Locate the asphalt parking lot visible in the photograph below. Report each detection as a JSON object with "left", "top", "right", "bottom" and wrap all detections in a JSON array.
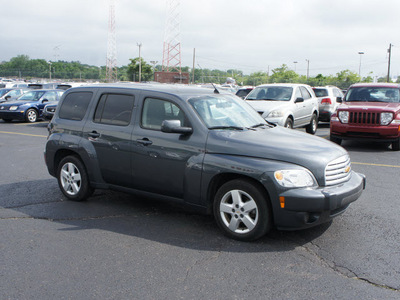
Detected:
[{"left": 0, "top": 120, "right": 399, "bottom": 299}]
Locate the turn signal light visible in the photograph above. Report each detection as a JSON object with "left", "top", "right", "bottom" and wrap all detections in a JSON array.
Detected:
[{"left": 280, "top": 196, "right": 285, "bottom": 208}]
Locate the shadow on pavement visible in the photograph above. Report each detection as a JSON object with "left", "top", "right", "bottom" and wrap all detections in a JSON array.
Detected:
[{"left": 0, "top": 179, "right": 332, "bottom": 253}]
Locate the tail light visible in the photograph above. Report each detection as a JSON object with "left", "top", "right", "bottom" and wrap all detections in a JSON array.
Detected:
[{"left": 321, "top": 98, "right": 332, "bottom": 104}]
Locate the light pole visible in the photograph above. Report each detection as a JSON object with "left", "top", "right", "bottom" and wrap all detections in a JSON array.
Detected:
[
  {"left": 358, "top": 51, "right": 364, "bottom": 77},
  {"left": 293, "top": 61, "right": 298, "bottom": 72},
  {"left": 150, "top": 60, "right": 158, "bottom": 81},
  {"left": 137, "top": 43, "right": 142, "bottom": 82},
  {"left": 305, "top": 59, "right": 310, "bottom": 80}
]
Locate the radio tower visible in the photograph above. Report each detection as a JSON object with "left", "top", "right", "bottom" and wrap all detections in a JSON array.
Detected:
[
  {"left": 106, "top": 0, "right": 117, "bottom": 82},
  {"left": 162, "top": 0, "right": 182, "bottom": 73}
]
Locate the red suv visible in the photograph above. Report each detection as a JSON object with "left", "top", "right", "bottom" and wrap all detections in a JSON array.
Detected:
[{"left": 330, "top": 83, "right": 400, "bottom": 150}]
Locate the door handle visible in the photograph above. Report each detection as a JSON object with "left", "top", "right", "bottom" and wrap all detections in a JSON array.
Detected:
[
  {"left": 136, "top": 138, "right": 153, "bottom": 146},
  {"left": 88, "top": 131, "right": 101, "bottom": 138}
]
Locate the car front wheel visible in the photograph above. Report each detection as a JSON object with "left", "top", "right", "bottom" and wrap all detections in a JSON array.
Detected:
[
  {"left": 392, "top": 138, "right": 400, "bottom": 151},
  {"left": 57, "top": 155, "right": 93, "bottom": 201},
  {"left": 214, "top": 179, "right": 271, "bottom": 241},
  {"left": 25, "top": 109, "right": 38, "bottom": 123}
]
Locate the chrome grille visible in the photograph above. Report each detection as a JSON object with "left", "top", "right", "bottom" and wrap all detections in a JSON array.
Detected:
[
  {"left": 349, "top": 111, "right": 380, "bottom": 125},
  {"left": 325, "top": 155, "right": 351, "bottom": 186}
]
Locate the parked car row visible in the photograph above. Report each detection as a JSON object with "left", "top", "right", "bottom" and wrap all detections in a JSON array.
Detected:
[
  {"left": 44, "top": 83, "right": 365, "bottom": 241},
  {"left": 0, "top": 89, "right": 64, "bottom": 122}
]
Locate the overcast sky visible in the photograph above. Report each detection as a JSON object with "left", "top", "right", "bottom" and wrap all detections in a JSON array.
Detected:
[{"left": 1, "top": 0, "right": 399, "bottom": 78}]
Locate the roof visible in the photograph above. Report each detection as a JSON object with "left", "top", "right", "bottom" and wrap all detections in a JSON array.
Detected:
[
  {"left": 256, "top": 83, "right": 312, "bottom": 88},
  {"left": 69, "top": 83, "right": 230, "bottom": 100},
  {"left": 349, "top": 82, "right": 400, "bottom": 88}
]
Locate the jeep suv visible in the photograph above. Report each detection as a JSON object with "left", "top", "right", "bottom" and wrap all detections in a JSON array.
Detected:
[
  {"left": 330, "top": 83, "right": 400, "bottom": 150},
  {"left": 246, "top": 83, "right": 319, "bottom": 134},
  {"left": 44, "top": 83, "right": 365, "bottom": 241}
]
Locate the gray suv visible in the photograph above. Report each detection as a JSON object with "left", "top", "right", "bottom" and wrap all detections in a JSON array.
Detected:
[{"left": 45, "top": 84, "right": 365, "bottom": 241}]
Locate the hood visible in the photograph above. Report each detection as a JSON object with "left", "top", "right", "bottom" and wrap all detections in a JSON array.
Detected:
[
  {"left": 246, "top": 100, "right": 291, "bottom": 114},
  {"left": 0, "top": 100, "right": 36, "bottom": 107},
  {"left": 340, "top": 101, "right": 400, "bottom": 113},
  {"left": 206, "top": 126, "right": 347, "bottom": 180}
]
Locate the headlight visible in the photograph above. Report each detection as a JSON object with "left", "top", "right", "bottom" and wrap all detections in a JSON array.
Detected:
[
  {"left": 274, "top": 169, "right": 317, "bottom": 188},
  {"left": 338, "top": 111, "right": 349, "bottom": 123},
  {"left": 9, "top": 106, "right": 19, "bottom": 111},
  {"left": 380, "top": 112, "right": 393, "bottom": 125},
  {"left": 268, "top": 110, "right": 284, "bottom": 118}
]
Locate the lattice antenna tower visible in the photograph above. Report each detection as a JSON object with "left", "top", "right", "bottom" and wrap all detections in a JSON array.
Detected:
[
  {"left": 162, "top": 0, "right": 182, "bottom": 73},
  {"left": 106, "top": 0, "right": 117, "bottom": 82}
]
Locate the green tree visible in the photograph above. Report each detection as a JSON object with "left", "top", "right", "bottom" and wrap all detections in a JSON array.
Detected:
[
  {"left": 269, "top": 64, "right": 299, "bottom": 83},
  {"left": 127, "top": 57, "right": 153, "bottom": 82}
]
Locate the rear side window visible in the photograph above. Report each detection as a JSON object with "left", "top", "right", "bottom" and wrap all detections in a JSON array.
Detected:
[
  {"left": 94, "top": 93, "right": 135, "bottom": 126},
  {"left": 59, "top": 92, "right": 93, "bottom": 120}
]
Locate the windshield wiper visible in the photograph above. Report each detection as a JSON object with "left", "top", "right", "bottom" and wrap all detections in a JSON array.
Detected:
[
  {"left": 209, "top": 126, "right": 244, "bottom": 130},
  {"left": 251, "top": 122, "right": 273, "bottom": 128}
]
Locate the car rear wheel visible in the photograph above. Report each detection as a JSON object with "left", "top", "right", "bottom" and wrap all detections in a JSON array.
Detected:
[
  {"left": 306, "top": 113, "right": 318, "bottom": 134},
  {"left": 25, "top": 109, "right": 38, "bottom": 123},
  {"left": 213, "top": 179, "right": 271, "bottom": 241},
  {"left": 57, "top": 155, "right": 93, "bottom": 201}
]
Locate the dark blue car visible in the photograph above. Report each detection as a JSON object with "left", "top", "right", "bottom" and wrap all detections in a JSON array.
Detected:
[{"left": 0, "top": 89, "right": 64, "bottom": 122}]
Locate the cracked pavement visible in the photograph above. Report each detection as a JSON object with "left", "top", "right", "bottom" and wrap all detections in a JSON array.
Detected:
[{"left": 1, "top": 122, "right": 399, "bottom": 299}]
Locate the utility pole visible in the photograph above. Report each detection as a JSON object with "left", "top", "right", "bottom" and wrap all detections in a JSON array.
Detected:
[
  {"left": 137, "top": 43, "right": 142, "bottom": 82},
  {"left": 387, "top": 43, "right": 392, "bottom": 83},
  {"left": 192, "top": 48, "right": 196, "bottom": 84}
]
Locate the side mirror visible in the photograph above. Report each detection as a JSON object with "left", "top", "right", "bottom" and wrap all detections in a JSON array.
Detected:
[
  {"left": 336, "top": 97, "right": 342, "bottom": 103},
  {"left": 42, "top": 99, "right": 49, "bottom": 103},
  {"left": 161, "top": 120, "right": 193, "bottom": 134},
  {"left": 5, "top": 95, "right": 11, "bottom": 100},
  {"left": 295, "top": 97, "right": 304, "bottom": 103}
]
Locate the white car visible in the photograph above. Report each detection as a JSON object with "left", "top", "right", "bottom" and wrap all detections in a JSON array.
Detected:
[
  {"left": 312, "top": 86, "right": 344, "bottom": 122},
  {"left": 246, "top": 83, "right": 319, "bottom": 134}
]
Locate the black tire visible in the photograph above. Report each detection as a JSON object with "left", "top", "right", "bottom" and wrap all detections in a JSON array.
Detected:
[
  {"left": 213, "top": 179, "right": 271, "bottom": 241},
  {"left": 284, "top": 118, "right": 293, "bottom": 129},
  {"left": 392, "top": 139, "right": 400, "bottom": 151},
  {"left": 2, "top": 118, "right": 12, "bottom": 122},
  {"left": 305, "top": 113, "right": 318, "bottom": 134},
  {"left": 25, "top": 108, "right": 38, "bottom": 123},
  {"left": 330, "top": 135, "right": 342, "bottom": 145},
  {"left": 57, "top": 155, "right": 93, "bottom": 201}
]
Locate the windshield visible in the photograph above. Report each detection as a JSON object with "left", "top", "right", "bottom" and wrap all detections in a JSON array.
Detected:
[
  {"left": 18, "top": 91, "right": 45, "bottom": 101},
  {"left": 345, "top": 87, "right": 400, "bottom": 103},
  {"left": 246, "top": 86, "right": 293, "bottom": 101},
  {"left": 189, "top": 94, "right": 267, "bottom": 129}
]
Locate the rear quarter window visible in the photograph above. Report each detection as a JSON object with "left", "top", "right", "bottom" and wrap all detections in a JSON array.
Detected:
[{"left": 59, "top": 92, "right": 93, "bottom": 120}]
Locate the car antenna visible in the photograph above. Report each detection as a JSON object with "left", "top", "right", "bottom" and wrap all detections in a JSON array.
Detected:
[{"left": 212, "top": 83, "right": 220, "bottom": 94}]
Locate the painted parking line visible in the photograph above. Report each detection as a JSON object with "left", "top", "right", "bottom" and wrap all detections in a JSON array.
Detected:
[
  {"left": 0, "top": 131, "right": 47, "bottom": 138},
  {"left": 352, "top": 161, "right": 400, "bottom": 168}
]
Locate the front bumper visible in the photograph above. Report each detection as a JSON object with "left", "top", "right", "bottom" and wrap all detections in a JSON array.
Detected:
[
  {"left": 0, "top": 111, "right": 26, "bottom": 121},
  {"left": 330, "top": 119, "right": 400, "bottom": 142},
  {"left": 273, "top": 171, "right": 366, "bottom": 230}
]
